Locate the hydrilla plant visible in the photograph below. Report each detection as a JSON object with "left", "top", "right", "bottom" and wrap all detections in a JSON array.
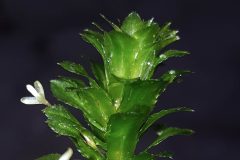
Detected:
[{"left": 21, "top": 12, "right": 194, "bottom": 160}]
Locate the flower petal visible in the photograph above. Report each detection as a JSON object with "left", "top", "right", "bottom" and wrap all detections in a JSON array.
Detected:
[
  {"left": 26, "top": 84, "right": 40, "bottom": 98},
  {"left": 20, "top": 97, "right": 41, "bottom": 105},
  {"left": 34, "top": 80, "right": 45, "bottom": 97},
  {"left": 59, "top": 148, "right": 73, "bottom": 160}
]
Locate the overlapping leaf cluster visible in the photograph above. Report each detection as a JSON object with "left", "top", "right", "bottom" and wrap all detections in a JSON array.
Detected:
[{"left": 41, "top": 12, "right": 193, "bottom": 160}]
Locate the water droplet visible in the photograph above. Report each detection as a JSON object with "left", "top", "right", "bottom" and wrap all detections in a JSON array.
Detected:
[
  {"left": 114, "top": 99, "right": 121, "bottom": 109},
  {"left": 169, "top": 70, "right": 175, "bottom": 74},
  {"left": 159, "top": 54, "right": 167, "bottom": 59}
]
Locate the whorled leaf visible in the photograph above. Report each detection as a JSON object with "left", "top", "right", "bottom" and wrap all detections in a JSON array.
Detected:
[
  {"left": 139, "top": 107, "right": 194, "bottom": 136},
  {"left": 58, "top": 61, "right": 98, "bottom": 87},
  {"left": 155, "top": 50, "right": 190, "bottom": 65},
  {"left": 133, "top": 152, "right": 155, "bottom": 160},
  {"left": 117, "top": 79, "right": 163, "bottom": 113},
  {"left": 80, "top": 29, "right": 105, "bottom": 57},
  {"left": 133, "top": 151, "right": 174, "bottom": 160},
  {"left": 121, "top": 12, "right": 146, "bottom": 36},
  {"left": 145, "top": 127, "right": 194, "bottom": 151},
  {"left": 117, "top": 69, "right": 190, "bottom": 113},
  {"left": 155, "top": 151, "right": 174, "bottom": 159},
  {"left": 90, "top": 62, "right": 107, "bottom": 89},
  {"left": 43, "top": 105, "right": 105, "bottom": 159},
  {"left": 104, "top": 30, "right": 140, "bottom": 79},
  {"left": 72, "top": 138, "right": 105, "bottom": 160},
  {"left": 81, "top": 12, "right": 185, "bottom": 80},
  {"left": 100, "top": 14, "right": 122, "bottom": 32},
  {"left": 50, "top": 77, "right": 115, "bottom": 132}
]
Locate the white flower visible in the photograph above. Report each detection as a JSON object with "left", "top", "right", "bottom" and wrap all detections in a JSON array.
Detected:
[
  {"left": 20, "top": 80, "right": 50, "bottom": 106},
  {"left": 59, "top": 148, "right": 73, "bottom": 160}
]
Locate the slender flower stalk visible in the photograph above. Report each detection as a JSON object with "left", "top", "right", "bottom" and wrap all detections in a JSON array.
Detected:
[{"left": 59, "top": 148, "right": 73, "bottom": 160}]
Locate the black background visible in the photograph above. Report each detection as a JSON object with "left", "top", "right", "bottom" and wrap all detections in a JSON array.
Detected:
[{"left": 1, "top": 0, "right": 240, "bottom": 159}]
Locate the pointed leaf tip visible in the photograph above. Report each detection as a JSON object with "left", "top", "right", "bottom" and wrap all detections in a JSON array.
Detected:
[{"left": 100, "top": 13, "right": 121, "bottom": 31}]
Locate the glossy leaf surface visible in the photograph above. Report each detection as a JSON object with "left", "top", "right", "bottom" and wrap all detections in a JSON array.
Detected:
[
  {"left": 146, "top": 127, "right": 194, "bottom": 151},
  {"left": 50, "top": 77, "right": 115, "bottom": 131},
  {"left": 140, "top": 107, "right": 194, "bottom": 135},
  {"left": 106, "top": 112, "right": 145, "bottom": 160},
  {"left": 58, "top": 61, "right": 98, "bottom": 86},
  {"left": 91, "top": 62, "right": 107, "bottom": 89},
  {"left": 43, "top": 105, "right": 105, "bottom": 160},
  {"left": 133, "top": 152, "right": 155, "bottom": 160}
]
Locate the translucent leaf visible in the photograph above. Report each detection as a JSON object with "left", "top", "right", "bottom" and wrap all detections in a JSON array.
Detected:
[
  {"left": 81, "top": 29, "right": 105, "bottom": 57},
  {"left": 58, "top": 61, "right": 88, "bottom": 76},
  {"left": 43, "top": 105, "right": 106, "bottom": 158},
  {"left": 50, "top": 78, "right": 114, "bottom": 131},
  {"left": 155, "top": 151, "right": 174, "bottom": 159},
  {"left": 118, "top": 69, "right": 189, "bottom": 113},
  {"left": 104, "top": 31, "right": 140, "bottom": 79},
  {"left": 35, "top": 154, "right": 60, "bottom": 160},
  {"left": 135, "top": 151, "right": 174, "bottom": 159},
  {"left": 43, "top": 105, "right": 84, "bottom": 138},
  {"left": 90, "top": 62, "right": 107, "bottom": 88},
  {"left": 155, "top": 35, "right": 179, "bottom": 52},
  {"left": 133, "top": 25, "right": 160, "bottom": 47},
  {"left": 155, "top": 50, "right": 190, "bottom": 65},
  {"left": 100, "top": 14, "right": 121, "bottom": 32},
  {"left": 145, "top": 127, "right": 194, "bottom": 151},
  {"left": 133, "top": 152, "right": 155, "bottom": 160},
  {"left": 106, "top": 112, "right": 146, "bottom": 160},
  {"left": 159, "top": 70, "right": 191, "bottom": 83},
  {"left": 139, "top": 107, "right": 194, "bottom": 135},
  {"left": 58, "top": 61, "right": 97, "bottom": 87},
  {"left": 121, "top": 12, "right": 145, "bottom": 35},
  {"left": 72, "top": 138, "right": 104, "bottom": 160},
  {"left": 118, "top": 80, "right": 164, "bottom": 113}
]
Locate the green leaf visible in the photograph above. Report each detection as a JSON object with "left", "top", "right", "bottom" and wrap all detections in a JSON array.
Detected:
[
  {"left": 158, "top": 69, "right": 191, "bottom": 85},
  {"left": 43, "top": 105, "right": 83, "bottom": 138},
  {"left": 81, "top": 29, "right": 105, "bottom": 57},
  {"left": 76, "top": 87, "right": 115, "bottom": 128},
  {"left": 106, "top": 112, "right": 146, "bottom": 160},
  {"left": 155, "top": 151, "right": 174, "bottom": 159},
  {"left": 43, "top": 105, "right": 106, "bottom": 159},
  {"left": 155, "top": 35, "right": 179, "bottom": 52},
  {"left": 121, "top": 12, "right": 145, "bottom": 35},
  {"left": 133, "top": 152, "right": 155, "bottom": 160},
  {"left": 71, "top": 138, "right": 105, "bottom": 160},
  {"left": 58, "top": 61, "right": 98, "bottom": 86},
  {"left": 91, "top": 62, "right": 107, "bottom": 88},
  {"left": 133, "top": 24, "right": 160, "bottom": 47},
  {"left": 104, "top": 31, "right": 140, "bottom": 79},
  {"left": 155, "top": 50, "right": 190, "bottom": 65},
  {"left": 50, "top": 77, "right": 115, "bottom": 131},
  {"left": 100, "top": 14, "right": 121, "bottom": 32},
  {"left": 118, "top": 69, "right": 189, "bottom": 113},
  {"left": 133, "top": 151, "right": 174, "bottom": 160},
  {"left": 58, "top": 60, "right": 88, "bottom": 76},
  {"left": 35, "top": 154, "right": 60, "bottom": 160},
  {"left": 139, "top": 107, "right": 194, "bottom": 135},
  {"left": 145, "top": 127, "right": 194, "bottom": 151},
  {"left": 118, "top": 80, "right": 163, "bottom": 113}
]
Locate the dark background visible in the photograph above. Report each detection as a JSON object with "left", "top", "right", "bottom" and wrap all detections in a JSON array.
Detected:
[{"left": 1, "top": 0, "right": 239, "bottom": 159}]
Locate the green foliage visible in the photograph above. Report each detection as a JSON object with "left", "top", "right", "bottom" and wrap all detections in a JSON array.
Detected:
[
  {"left": 26, "top": 12, "right": 193, "bottom": 160},
  {"left": 35, "top": 154, "right": 61, "bottom": 160}
]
